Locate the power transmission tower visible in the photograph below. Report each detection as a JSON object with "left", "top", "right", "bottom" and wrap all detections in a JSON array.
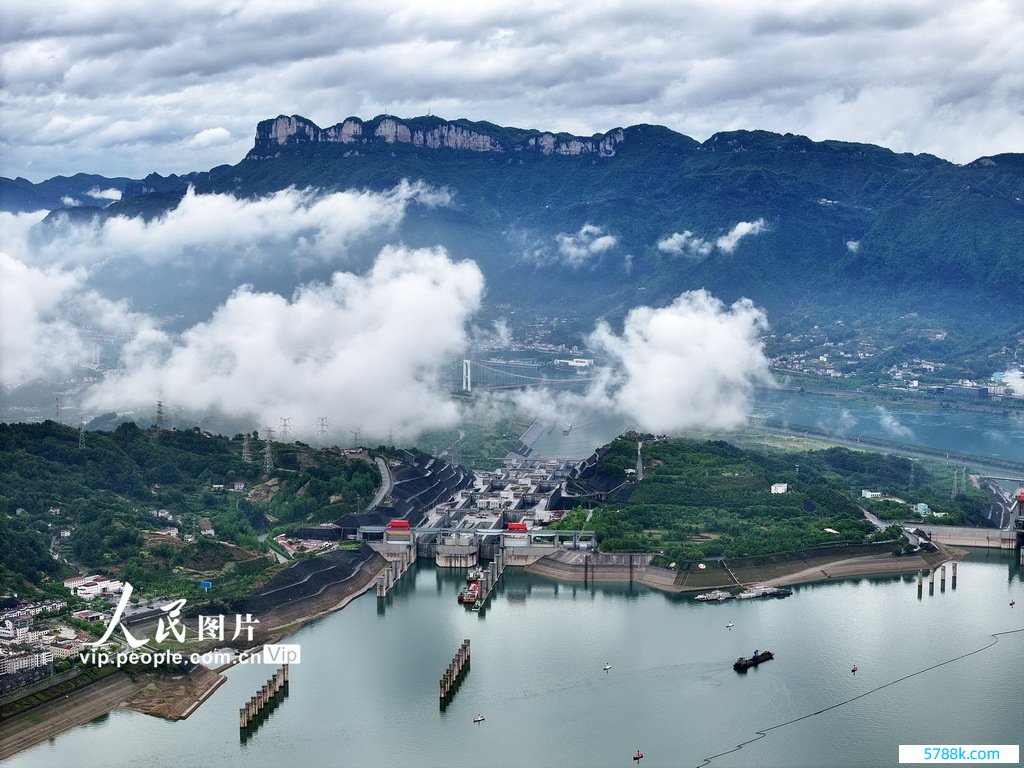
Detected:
[
  {"left": 263, "top": 427, "right": 275, "bottom": 473},
  {"left": 54, "top": 396, "right": 61, "bottom": 423},
  {"left": 242, "top": 433, "right": 252, "bottom": 463},
  {"left": 79, "top": 421, "right": 85, "bottom": 448},
  {"left": 317, "top": 417, "right": 328, "bottom": 444},
  {"left": 350, "top": 429, "right": 360, "bottom": 448},
  {"left": 279, "top": 417, "right": 291, "bottom": 442},
  {"left": 156, "top": 400, "right": 166, "bottom": 430}
]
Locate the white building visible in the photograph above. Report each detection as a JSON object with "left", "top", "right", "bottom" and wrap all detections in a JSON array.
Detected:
[{"left": 770, "top": 483, "right": 789, "bottom": 494}]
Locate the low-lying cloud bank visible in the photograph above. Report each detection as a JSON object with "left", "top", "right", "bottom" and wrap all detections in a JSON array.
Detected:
[
  {"left": 83, "top": 245, "right": 484, "bottom": 442},
  {"left": 2, "top": 188, "right": 776, "bottom": 441},
  {"left": 24, "top": 181, "right": 450, "bottom": 271},
  {"left": 508, "top": 290, "right": 773, "bottom": 434}
]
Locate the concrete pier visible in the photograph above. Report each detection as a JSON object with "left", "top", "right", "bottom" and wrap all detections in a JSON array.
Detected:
[
  {"left": 376, "top": 548, "right": 414, "bottom": 598},
  {"left": 239, "top": 665, "right": 289, "bottom": 730},
  {"left": 439, "top": 639, "right": 471, "bottom": 702},
  {"left": 473, "top": 551, "right": 506, "bottom": 609}
]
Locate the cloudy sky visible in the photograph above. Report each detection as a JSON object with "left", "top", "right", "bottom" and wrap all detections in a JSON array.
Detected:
[{"left": 3, "top": 0, "right": 1022, "bottom": 181}]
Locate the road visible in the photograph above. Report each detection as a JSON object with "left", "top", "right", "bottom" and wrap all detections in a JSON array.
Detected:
[{"left": 366, "top": 457, "right": 393, "bottom": 511}]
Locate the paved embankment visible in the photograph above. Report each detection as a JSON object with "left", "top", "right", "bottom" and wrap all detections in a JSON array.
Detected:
[{"left": 0, "top": 671, "right": 144, "bottom": 761}]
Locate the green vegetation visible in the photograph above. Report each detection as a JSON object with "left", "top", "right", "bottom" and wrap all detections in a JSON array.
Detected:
[
  {"left": 0, "top": 421, "right": 379, "bottom": 602},
  {"left": 0, "top": 665, "right": 119, "bottom": 721},
  {"left": 559, "top": 436, "right": 989, "bottom": 566}
]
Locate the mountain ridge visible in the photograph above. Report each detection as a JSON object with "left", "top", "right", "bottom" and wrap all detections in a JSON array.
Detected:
[{"left": 2, "top": 114, "right": 1021, "bottom": 356}]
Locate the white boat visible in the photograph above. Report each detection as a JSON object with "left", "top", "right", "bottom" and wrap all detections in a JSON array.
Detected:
[
  {"left": 473, "top": 714, "right": 486, "bottom": 723},
  {"left": 694, "top": 590, "right": 733, "bottom": 602},
  {"left": 725, "top": 622, "right": 734, "bottom": 629},
  {"left": 603, "top": 663, "right": 612, "bottom": 672}
]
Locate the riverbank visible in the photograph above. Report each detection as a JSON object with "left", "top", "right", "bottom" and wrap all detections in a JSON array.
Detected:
[
  {"left": 0, "top": 554, "right": 389, "bottom": 761},
  {"left": 0, "top": 671, "right": 145, "bottom": 761},
  {"left": 525, "top": 546, "right": 951, "bottom": 593}
]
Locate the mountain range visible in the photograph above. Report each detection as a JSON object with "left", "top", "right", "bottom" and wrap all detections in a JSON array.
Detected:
[{"left": 3, "top": 113, "right": 1022, "bottom": 344}]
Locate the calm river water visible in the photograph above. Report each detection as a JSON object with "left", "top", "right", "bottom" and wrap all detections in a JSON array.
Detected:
[
  {"left": 530, "top": 388, "right": 1024, "bottom": 463},
  {"left": 10, "top": 553, "right": 1023, "bottom": 768}
]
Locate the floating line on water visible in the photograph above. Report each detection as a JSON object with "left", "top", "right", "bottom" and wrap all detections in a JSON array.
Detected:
[{"left": 694, "top": 626, "right": 1024, "bottom": 768}]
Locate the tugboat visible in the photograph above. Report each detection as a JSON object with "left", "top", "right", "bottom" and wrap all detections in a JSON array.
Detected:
[
  {"left": 458, "top": 582, "right": 480, "bottom": 604},
  {"left": 733, "top": 649, "right": 774, "bottom": 671}
]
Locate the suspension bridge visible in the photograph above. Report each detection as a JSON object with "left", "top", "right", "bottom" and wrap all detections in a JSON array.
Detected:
[{"left": 439, "top": 359, "right": 597, "bottom": 393}]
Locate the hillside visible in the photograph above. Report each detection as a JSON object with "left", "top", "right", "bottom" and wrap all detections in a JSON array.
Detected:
[
  {"left": 558, "top": 435, "right": 990, "bottom": 566},
  {"left": 0, "top": 420, "right": 378, "bottom": 603}
]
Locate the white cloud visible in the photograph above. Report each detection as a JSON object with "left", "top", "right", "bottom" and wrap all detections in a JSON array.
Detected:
[
  {"left": 31, "top": 182, "right": 449, "bottom": 270},
  {"left": 656, "top": 230, "right": 714, "bottom": 259},
  {"left": 185, "top": 127, "right": 232, "bottom": 149},
  {"left": 716, "top": 219, "right": 766, "bottom": 253},
  {"left": 1001, "top": 370, "right": 1023, "bottom": 396},
  {"left": 658, "top": 218, "right": 767, "bottom": 260},
  {"left": 83, "top": 245, "right": 485, "bottom": 442},
  {"left": 87, "top": 187, "right": 122, "bottom": 201},
  {"left": 4, "top": 1, "right": 1021, "bottom": 180},
  {"left": 509, "top": 290, "right": 773, "bottom": 433},
  {"left": 875, "top": 406, "right": 914, "bottom": 439},
  {"left": 0, "top": 247, "right": 152, "bottom": 390},
  {"left": 552, "top": 224, "right": 617, "bottom": 268}
]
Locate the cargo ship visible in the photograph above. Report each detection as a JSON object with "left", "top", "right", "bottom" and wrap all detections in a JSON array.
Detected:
[{"left": 734, "top": 650, "right": 774, "bottom": 671}]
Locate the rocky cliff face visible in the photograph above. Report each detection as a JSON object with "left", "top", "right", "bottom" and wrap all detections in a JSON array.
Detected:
[{"left": 248, "top": 114, "right": 625, "bottom": 159}]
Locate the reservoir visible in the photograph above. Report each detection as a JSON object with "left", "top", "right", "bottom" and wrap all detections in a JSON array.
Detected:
[{"left": 9, "top": 552, "right": 1022, "bottom": 768}]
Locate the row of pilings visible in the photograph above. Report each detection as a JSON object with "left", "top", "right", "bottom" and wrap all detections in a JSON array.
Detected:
[
  {"left": 439, "top": 639, "right": 471, "bottom": 702},
  {"left": 239, "top": 665, "right": 289, "bottom": 729},
  {"left": 473, "top": 551, "right": 506, "bottom": 609},
  {"left": 377, "top": 548, "right": 415, "bottom": 598},
  {"left": 917, "top": 562, "right": 957, "bottom": 598}
]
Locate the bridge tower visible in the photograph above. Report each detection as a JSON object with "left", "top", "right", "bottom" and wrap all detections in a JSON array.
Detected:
[{"left": 462, "top": 359, "right": 472, "bottom": 393}]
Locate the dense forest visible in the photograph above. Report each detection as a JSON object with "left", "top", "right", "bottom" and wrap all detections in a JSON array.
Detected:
[{"left": 0, "top": 420, "right": 379, "bottom": 599}]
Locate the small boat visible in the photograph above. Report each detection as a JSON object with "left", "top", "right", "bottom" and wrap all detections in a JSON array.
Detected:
[
  {"left": 695, "top": 590, "right": 734, "bottom": 602},
  {"left": 1011, "top": 600, "right": 1016, "bottom": 607},
  {"left": 458, "top": 582, "right": 480, "bottom": 604},
  {"left": 735, "top": 586, "right": 793, "bottom": 600},
  {"left": 734, "top": 650, "right": 774, "bottom": 671},
  {"left": 473, "top": 714, "right": 485, "bottom": 723},
  {"left": 725, "top": 622, "right": 734, "bottom": 629},
  {"left": 603, "top": 663, "right": 612, "bottom": 672},
  {"left": 851, "top": 665, "right": 858, "bottom": 674},
  {"left": 633, "top": 750, "right": 644, "bottom": 762},
  {"left": 466, "top": 567, "right": 484, "bottom": 582}
]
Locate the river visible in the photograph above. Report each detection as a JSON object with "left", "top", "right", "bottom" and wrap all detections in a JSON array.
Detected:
[
  {"left": 528, "top": 388, "right": 1024, "bottom": 465},
  {"left": 8, "top": 554, "right": 1022, "bottom": 768}
]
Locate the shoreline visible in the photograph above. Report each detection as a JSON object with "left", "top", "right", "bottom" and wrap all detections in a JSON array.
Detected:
[
  {"left": 0, "top": 547, "right": 956, "bottom": 760},
  {"left": 0, "top": 557, "right": 388, "bottom": 762},
  {"left": 526, "top": 547, "right": 955, "bottom": 593}
]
